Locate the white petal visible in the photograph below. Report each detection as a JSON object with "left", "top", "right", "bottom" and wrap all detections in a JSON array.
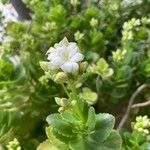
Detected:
[
  {"left": 67, "top": 42, "right": 77, "bottom": 51},
  {"left": 70, "top": 52, "right": 84, "bottom": 62},
  {"left": 57, "top": 47, "right": 68, "bottom": 60},
  {"left": 48, "top": 58, "right": 64, "bottom": 69},
  {"left": 46, "top": 47, "right": 55, "bottom": 54},
  {"left": 54, "top": 37, "right": 69, "bottom": 48},
  {"left": 61, "top": 62, "right": 79, "bottom": 73},
  {"left": 47, "top": 52, "right": 57, "bottom": 60},
  {"left": 60, "top": 37, "right": 69, "bottom": 46}
]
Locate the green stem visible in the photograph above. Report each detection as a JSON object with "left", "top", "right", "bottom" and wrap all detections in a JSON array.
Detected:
[
  {"left": 61, "top": 84, "right": 70, "bottom": 98},
  {"left": 69, "top": 81, "right": 83, "bottom": 120}
]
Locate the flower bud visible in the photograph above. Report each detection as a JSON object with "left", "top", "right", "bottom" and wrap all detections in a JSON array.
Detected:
[
  {"left": 80, "top": 61, "right": 88, "bottom": 72},
  {"left": 6, "top": 138, "right": 21, "bottom": 150},
  {"left": 39, "top": 61, "right": 50, "bottom": 72},
  {"left": 143, "top": 129, "right": 149, "bottom": 135},
  {"left": 90, "top": 18, "right": 98, "bottom": 27},
  {"left": 54, "top": 72, "right": 68, "bottom": 84},
  {"left": 58, "top": 107, "right": 64, "bottom": 112},
  {"left": 74, "top": 31, "right": 84, "bottom": 42},
  {"left": 71, "top": 100, "right": 77, "bottom": 106},
  {"left": 55, "top": 97, "right": 69, "bottom": 107},
  {"left": 70, "top": 0, "right": 79, "bottom": 7}
]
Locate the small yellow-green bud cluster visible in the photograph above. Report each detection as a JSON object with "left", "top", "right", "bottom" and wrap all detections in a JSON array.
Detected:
[
  {"left": 39, "top": 75, "right": 49, "bottom": 86},
  {"left": 22, "top": 34, "right": 34, "bottom": 46},
  {"left": 74, "top": 31, "right": 84, "bottom": 42},
  {"left": 141, "top": 17, "right": 150, "bottom": 25},
  {"left": 42, "top": 21, "right": 57, "bottom": 31},
  {"left": 6, "top": 138, "right": 21, "bottom": 150},
  {"left": 80, "top": 88, "right": 98, "bottom": 105},
  {"left": 133, "top": 116, "right": 150, "bottom": 136},
  {"left": 112, "top": 49, "right": 127, "bottom": 62},
  {"left": 70, "top": 0, "right": 80, "bottom": 7},
  {"left": 55, "top": 97, "right": 77, "bottom": 112},
  {"left": 89, "top": 58, "right": 113, "bottom": 79},
  {"left": 122, "top": 18, "right": 140, "bottom": 41},
  {"left": 40, "top": 61, "right": 68, "bottom": 84},
  {"left": 55, "top": 97, "right": 69, "bottom": 112},
  {"left": 90, "top": 18, "right": 98, "bottom": 27}
]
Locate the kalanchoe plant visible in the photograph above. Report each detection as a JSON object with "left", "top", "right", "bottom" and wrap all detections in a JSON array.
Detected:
[
  {"left": 1, "top": 0, "right": 150, "bottom": 149},
  {"left": 122, "top": 116, "right": 150, "bottom": 150},
  {"left": 38, "top": 38, "right": 122, "bottom": 150}
]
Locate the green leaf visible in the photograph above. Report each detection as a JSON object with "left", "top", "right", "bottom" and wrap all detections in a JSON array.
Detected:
[
  {"left": 86, "top": 107, "right": 96, "bottom": 131},
  {"left": 85, "top": 7, "right": 99, "bottom": 19},
  {"left": 37, "top": 140, "right": 58, "bottom": 150},
  {"left": 91, "top": 32, "right": 103, "bottom": 45},
  {"left": 61, "top": 112, "right": 79, "bottom": 124},
  {"left": 48, "top": 5, "right": 67, "bottom": 22},
  {"left": 98, "top": 130, "right": 122, "bottom": 150},
  {"left": 90, "top": 113, "right": 115, "bottom": 143},
  {"left": 69, "top": 136, "right": 96, "bottom": 150},
  {"left": 46, "top": 114, "right": 75, "bottom": 137},
  {"left": 46, "top": 127, "right": 69, "bottom": 150},
  {"left": 69, "top": 131, "right": 122, "bottom": 150}
]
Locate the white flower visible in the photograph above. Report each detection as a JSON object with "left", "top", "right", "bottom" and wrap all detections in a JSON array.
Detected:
[
  {"left": 47, "top": 37, "right": 84, "bottom": 73},
  {"left": 0, "top": 3, "right": 18, "bottom": 24}
]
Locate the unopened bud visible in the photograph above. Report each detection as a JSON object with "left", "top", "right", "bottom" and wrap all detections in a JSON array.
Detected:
[
  {"left": 71, "top": 100, "right": 77, "bottom": 106},
  {"left": 144, "top": 129, "right": 149, "bottom": 135},
  {"left": 39, "top": 61, "right": 49, "bottom": 72},
  {"left": 80, "top": 61, "right": 88, "bottom": 72},
  {"left": 55, "top": 97, "right": 69, "bottom": 107},
  {"left": 90, "top": 18, "right": 98, "bottom": 27},
  {"left": 58, "top": 107, "right": 64, "bottom": 112},
  {"left": 54, "top": 72, "right": 68, "bottom": 84}
]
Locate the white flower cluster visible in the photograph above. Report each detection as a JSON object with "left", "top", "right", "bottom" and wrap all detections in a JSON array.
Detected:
[
  {"left": 0, "top": 3, "right": 18, "bottom": 24},
  {"left": 6, "top": 138, "right": 21, "bottom": 150},
  {"left": 133, "top": 116, "right": 150, "bottom": 136},
  {"left": 122, "top": 18, "right": 140, "bottom": 41},
  {"left": 47, "top": 37, "right": 84, "bottom": 73},
  {"left": 0, "top": 3, "right": 18, "bottom": 42}
]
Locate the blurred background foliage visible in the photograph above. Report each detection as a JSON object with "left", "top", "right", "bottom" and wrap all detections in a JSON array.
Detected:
[{"left": 0, "top": 0, "right": 150, "bottom": 149}]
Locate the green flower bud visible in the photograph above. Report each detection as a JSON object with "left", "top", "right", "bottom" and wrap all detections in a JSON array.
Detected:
[
  {"left": 54, "top": 72, "right": 68, "bottom": 84},
  {"left": 133, "top": 115, "right": 150, "bottom": 136},
  {"left": 39, "top": 61, "right": 50, "bottom": 72},
  {"left": 70, "top": 0, "right": 80, "bottom": 7},
  {"left": 55, "top": 97, "right": 69, "bottom": 107},
  {"left": 74, "top": 31, "right": 84, "bottom": 42},
  {"left": 80, "top": 61, "right": 88, "bottom": 72},
  {"left": 58, "top": 107, "right": 64, "bottom": 112},
  {"left": 90, "top": 18, "right": 98, "bottom": 27},
  {"left": 88, "top": 58, "right": 114, "bottom": 79},
  {"left": 6, "top": 138, "right": 21, "bottom": 150},
  {"left": 80, "top": 88, "right": 98, "bottom": 105},
  {"left": 71, "top": 100, "right": 77, "bottom": 106}
]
